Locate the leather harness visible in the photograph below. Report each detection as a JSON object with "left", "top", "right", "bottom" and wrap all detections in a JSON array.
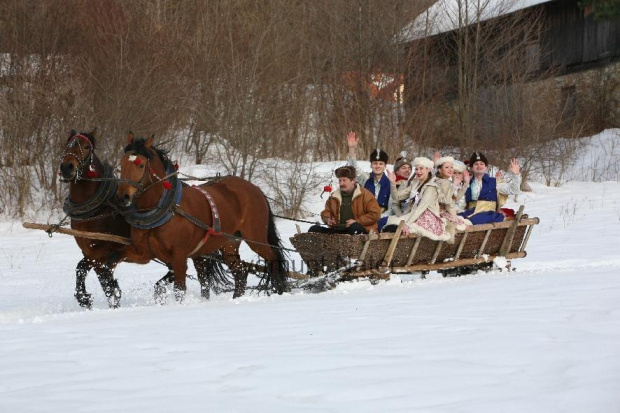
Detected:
[{"left": 186, "top": 185, "right": 222, "bottom": 257}]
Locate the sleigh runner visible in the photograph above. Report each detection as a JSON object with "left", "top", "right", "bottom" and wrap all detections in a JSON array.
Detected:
[{"left": 290, "top": 205, "right": 538, "bottom": 279}]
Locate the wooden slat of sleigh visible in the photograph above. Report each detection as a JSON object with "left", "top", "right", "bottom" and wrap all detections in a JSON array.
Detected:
[
  {"left": 500, "top": 205, "right": 525, "bottom": 257},
  {"left": 380, "top": 221, "right": 406, "bottom": 270},
  {"left": 519, "top": 223, "right": 535, "bottom": 253}
]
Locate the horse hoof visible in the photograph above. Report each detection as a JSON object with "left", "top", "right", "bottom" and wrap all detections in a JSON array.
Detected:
[
  {"left": 154, "top": 287, "right": 167, "bottom": 305},
  {"left": 174, "top": 288, "right": 186, "bottom": 303},
  {"left": 154, "top": 292, "right": 167, "bottom": 305},
  {"left": 75, "top": 291, "right": 93, "bottom": 309},
  {"left": 107, "top": 288, "right": 122, "bottom": 309},
  {"left": 154, "top": 283, "right": 168, "bottom": 305}
]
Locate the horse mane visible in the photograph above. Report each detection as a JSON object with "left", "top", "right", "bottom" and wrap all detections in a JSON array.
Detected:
[
  {"left": 124, "top": 137, "right": 170, "bottom": 167},
  {"left": 81, "top": 132, "right": 96, "bottom": 149}
]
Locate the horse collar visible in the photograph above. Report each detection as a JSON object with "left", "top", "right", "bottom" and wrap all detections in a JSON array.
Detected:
[
  {"left": 120, "top": 163, "right": 182, "bottom": 230},
  {"left": 63, "top": 162, "right": 117, "bottom": 220}
]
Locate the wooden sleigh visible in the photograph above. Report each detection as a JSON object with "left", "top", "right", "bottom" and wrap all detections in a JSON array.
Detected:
[{"left": 289, "top": 206, "right": 538, "bottom": 282}]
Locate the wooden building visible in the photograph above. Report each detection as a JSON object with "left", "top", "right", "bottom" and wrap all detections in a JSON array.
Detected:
[{"left": 400, "top": 0, "right": 619, "bottom": 145}]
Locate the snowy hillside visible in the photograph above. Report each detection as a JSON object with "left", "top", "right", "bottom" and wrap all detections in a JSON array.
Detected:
[{"left": 0, "top": 130, "right": 619, "bottom": 412}]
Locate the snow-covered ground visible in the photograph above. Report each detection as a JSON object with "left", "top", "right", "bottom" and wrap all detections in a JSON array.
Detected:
[{"left": 1, "top": 131, "right": 619, "bottom": 412}]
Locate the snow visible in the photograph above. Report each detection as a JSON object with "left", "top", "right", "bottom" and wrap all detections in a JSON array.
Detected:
[
  {"left": 1, "top": 131, "right": 620, "bottom": 411},
  {"left": 400, "top": 0, "right": 555, "bottom": 42}
]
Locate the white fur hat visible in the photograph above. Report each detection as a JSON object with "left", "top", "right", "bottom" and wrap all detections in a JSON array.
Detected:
[
  {"left": 452, "top": 160, "right": 467, "bottom": 173},
  {"left": 413, "top": 157, "right": 434, "bottom": 169},
  {"left": 434, "top": 156, "right": 455, "bottom": 168}
]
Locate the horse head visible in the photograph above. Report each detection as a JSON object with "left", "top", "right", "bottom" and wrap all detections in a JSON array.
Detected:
[
  {"left": 116, "top": 132, "right": 170, "bottom": 208},
  {"left": 59, "top": 129, "right": 98, "bottom": 182}
]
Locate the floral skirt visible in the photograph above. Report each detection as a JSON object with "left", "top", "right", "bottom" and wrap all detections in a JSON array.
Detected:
[
  {"left": 440, "top": 210, "right": 470, "bottom": 231},
  {"left": 440, "top": 210, "right": 459, "bottom": 224},
  {"left": 415, "top": 209, "right": 446, "bottom": 237}
]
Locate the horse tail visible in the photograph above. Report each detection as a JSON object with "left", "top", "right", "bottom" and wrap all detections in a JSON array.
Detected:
[
  {"left": 194, "top": 252, "right": 234, "bottom": 296},
  {"left": 206, "top": 251, "right": 234, "bottom": 294},
  {"left": 264, "top": 197, "right": 289, "bottom": 294}
]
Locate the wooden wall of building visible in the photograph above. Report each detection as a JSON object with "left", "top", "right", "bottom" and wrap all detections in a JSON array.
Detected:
[{"left": 540, "top": 0, "right": 619, "bottom": 72}]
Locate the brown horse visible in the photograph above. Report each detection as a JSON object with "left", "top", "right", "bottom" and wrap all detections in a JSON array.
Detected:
[
  {"left": 59, "top": 129, "right": 229, "bottom": 308},
  {"left": 59, "top": 129, "right": 130, "bottom": 308},
  {"left": 115, "top": 133, "right": 288, "bottom": 300}
]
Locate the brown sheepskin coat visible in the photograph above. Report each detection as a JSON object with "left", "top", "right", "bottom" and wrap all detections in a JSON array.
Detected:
[{"left": 320, "top": 185, "right": 382, "bottom": 232}]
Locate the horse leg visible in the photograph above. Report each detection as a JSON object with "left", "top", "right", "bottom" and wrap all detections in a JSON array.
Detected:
[
  {"left": 94, "top": 265, "right": 122, "bottom": 309},
  {"left": 171, "top": 257, "right": 188, "bottom": 302},
  {"left": 74, "top": 257, "right": 93, "bottom": 309},
  {"left": 154, "top": 265, "right": 174, "bottom": 305},
  {"left": 221, "top": 243, "right": 247, "bottom": 298},
  {"left": 192, "top": 257, "right": 212, "bottom": 300}
]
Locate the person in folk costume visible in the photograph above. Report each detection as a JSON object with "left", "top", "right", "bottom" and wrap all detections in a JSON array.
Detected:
[
  {"left": 432, "top": 151, "right": 469, "bottom": 213},
  {"left": 382, "top": 157, "right": 451, "bottom": 241},
  {"left": 375, "top": 152, "right": 413, "bottom": 231},
  {"left": 451, "top": 159, "right": 469, "bottom": 212},
  {"left": 458, "top": 151, "right": 522, "bottom": 225},
  {"left": 345, "top": 131, "right": 391, "bottom": 214},
  {"left": 389, "top": 152, "right": 413, "bottom": 214},
  {"left": 308, "top": 165, "right": 381, "bottom": 235},
  {"left": 393, "top": 152, "right": 413, "bottom": 182},
  {"left": 433, "top": 156, "right": 471, "bottom": 238}
]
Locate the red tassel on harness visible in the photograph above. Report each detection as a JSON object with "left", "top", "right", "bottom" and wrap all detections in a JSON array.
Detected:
[
  {"left": 162, "top": 181, "right": 172, "bottom": 190},
  {"left": 133, "top": 158, "right": 142, "bottom": 166},
  {"left": 87, "top": 165, "right": 97, "bottom": 178}
]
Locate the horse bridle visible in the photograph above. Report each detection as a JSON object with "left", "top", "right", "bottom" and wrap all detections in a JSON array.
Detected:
[
  {"left": 59, "top": 134, "right": 96, "bottom": 183},
  {"left": 120, "top": 153, "right": 177, "bottom": 202}
]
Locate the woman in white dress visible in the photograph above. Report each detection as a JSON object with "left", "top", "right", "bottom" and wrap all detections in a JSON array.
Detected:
[
  {"left": 434, "top": 156, "right": 470, "bottom": 236},
  {"left": 382, "top": 157, "right": 450, "bottom": 240}
]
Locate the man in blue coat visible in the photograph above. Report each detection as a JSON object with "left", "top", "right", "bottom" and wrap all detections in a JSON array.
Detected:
[
  {"left": 459, "top": 152, "right": 522, "bottom": 225},
  {"left": 345, "top": 131, "right": 390, "bottom": 213}
]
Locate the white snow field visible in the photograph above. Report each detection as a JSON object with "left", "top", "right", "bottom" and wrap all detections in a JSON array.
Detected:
[{"left": 1, "top": 131, "right": 619, "bottom": 412}]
